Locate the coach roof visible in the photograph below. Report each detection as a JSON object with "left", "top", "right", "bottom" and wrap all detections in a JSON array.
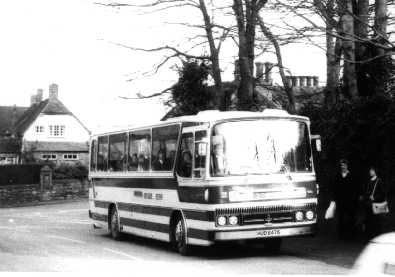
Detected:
[
  {"left": 92, "top": 109, "right": 309, "bottom": 137},
  {"left": 164, "top": 109, "right": 309, "bottom": 123}
]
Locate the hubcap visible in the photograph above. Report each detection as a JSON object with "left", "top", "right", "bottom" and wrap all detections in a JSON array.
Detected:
[
  {"left": 111, "top": 211, "right": 118, "bottom": 234},
  {"left": 175, "top": 221, "right": 184, "bottom": 246}
]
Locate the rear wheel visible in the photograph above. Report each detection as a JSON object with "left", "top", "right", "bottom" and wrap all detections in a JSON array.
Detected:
[
  {"left": 109, "top": 207, "right": 122, "bottom": 240},
  {"left": 264, "top": 238, "right": 282, "bottom": 253},
  {"left": 172, "top": 216, "right": 190, "bottom": 255}
]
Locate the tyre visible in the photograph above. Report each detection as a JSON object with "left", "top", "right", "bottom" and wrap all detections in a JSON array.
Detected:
[
  {"left": 264, "top": 238, "right": 282, "bottom": 253},
  {"left": 172, "top": 215, "right": 190, "bottom": 255},
  {"left": 109, "top": 206, "right": 123, "bottom": 240}
]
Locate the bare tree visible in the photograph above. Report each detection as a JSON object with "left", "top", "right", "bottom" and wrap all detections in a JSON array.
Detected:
[
  {"left": 257, "top": 17, "right": 296, "bottom": 113},
  {"left": 232, "top": 0, "right": 267, "bottom": 110},
  {"left": 96, "top": 0, "right": 231, "bottom": 109}
]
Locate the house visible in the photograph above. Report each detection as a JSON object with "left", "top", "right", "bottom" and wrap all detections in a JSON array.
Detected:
[
  {"left": 161, "top": 61, "right": 324, "bottom": 120},
  {"left": 0, "top": 84, "right": 90, "bottom": 165}
]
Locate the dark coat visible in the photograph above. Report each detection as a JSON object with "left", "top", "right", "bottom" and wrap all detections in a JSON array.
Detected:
[{"left": 331, "top": 171, "right": 360, "bottom": 212}]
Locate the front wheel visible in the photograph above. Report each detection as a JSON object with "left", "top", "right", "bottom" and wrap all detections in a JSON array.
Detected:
[
  {"left": 109, "top": 207, "right": 123, "bottom": 240},
  {"left": 172, "top": 216, "right": 190, "bottom": 255}
]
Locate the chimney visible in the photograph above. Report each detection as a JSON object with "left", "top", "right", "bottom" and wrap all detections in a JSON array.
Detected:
[
  {"left": 285, "top": 76, "right": 293, "bottom": 87},
  {"left": 291, "top": 76, "right": 299, "bottom": 87},
  {"left": 36, "top": 89, "right": 43, "bottom": 102},
  {"left": 49, "top": 83, "right": 58, "bottom": 100},
  {"left": 306, "top": 76, "right": 313, "bottom": 87},
  {"left": 11, "top": 105, "right": 17, "bottom": 136},
  {"left": 313, "top": 76, "right": 319, "bottom": 87},
  {"left": 264, "top": 62, "right": 273, "bottom": 84},
  {"left": 255, "top": 62, "right": 264, "bottom": 80},
  {"left": 299, "top": 76, "right": 307, "bottom": 87},
  {"left": 30, "top": 94, "right": 38, "bottom": 106}
]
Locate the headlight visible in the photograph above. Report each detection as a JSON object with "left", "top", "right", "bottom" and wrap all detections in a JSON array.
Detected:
[
  {"left": 217, "top": 216, "right": 227, "bottom": 226},
  {"left": 306, "top": 210, "right": 314, "bottom": 220},
  {"left": 295, "top": 211, "right": 304, "bottom": 221},
  {"left": 228, "top": 216, "right": 238, "bottom": 225}
]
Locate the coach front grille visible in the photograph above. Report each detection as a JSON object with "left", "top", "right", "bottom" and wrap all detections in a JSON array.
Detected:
[{"left": 215, "top": 203, "right": 316, "bottom": 226}]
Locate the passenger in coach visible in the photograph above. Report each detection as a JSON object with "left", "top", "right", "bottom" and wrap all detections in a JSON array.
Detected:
[
  {"left": 330, "top": 159, "right": 359, "bottom": 239},
  {"left": 137, "top": 154, "right": 149, "bottom": 171},
  {"left": 178, "top": 151, "right": 192, "bottom": 177},
  {"left": 128, "top": 154, "right": 138, "bottom": 171},
  {"left": 153, "top": 150, "right": 169, "bottom": 171}
]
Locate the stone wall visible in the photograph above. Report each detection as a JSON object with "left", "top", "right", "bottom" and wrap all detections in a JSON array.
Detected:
[{"left": 0, "top": 179, "right": 88, "bottom": 207}]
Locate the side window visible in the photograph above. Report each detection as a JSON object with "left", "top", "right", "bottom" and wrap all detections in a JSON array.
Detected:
[
  {"left": 90, "top": 139, "right": 97, "bottom": 171},
  {"left": 109, "top": 133, "right": 127, "bottom": 172},
  {"left": 97, "top": 136, "right": 109, "bottom": 171},
  {"left": 128, "top": 129, "right": 151, "bottom": 171},
  {"left": 176, "top": 133, "right": 193, "bottom": 178},
  {"left": 194, "top": 131, "right": 207, "bottom": 178},
  {"left": 152, "top": 125, "right": 180, "bottom": 171}
]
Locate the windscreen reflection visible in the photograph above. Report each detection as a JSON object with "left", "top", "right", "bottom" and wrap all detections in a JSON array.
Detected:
[{"left": 210, "top": 120, "right": 312, "bottom": 176}]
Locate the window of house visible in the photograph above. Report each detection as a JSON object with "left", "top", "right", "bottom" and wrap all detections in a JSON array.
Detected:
[
  {"left": 41, "top": 154, "right": 57, "bottom": 160},
  {"left": 63, "top": 154, "right": 79, "bottom": 160},
  {"left": 35, "top": 126, "right": 44, "bottom": 133},
  {"left": 49, "top": 125, "right": 65, "bottom": 137},
  {"left": 97, "top": 136, "right": 109, "bottom": 171},
  {"left": 151, "top": 125, "right": 180, "bottom": 171},
  {"left": 128, "top": 129, "right": 151, "bottom": 171},
  {"left": 109, "top": 133, "right": 127, "bottom": 172}
]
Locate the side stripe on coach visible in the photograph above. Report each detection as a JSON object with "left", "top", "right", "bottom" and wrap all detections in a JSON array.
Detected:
[{"left": 94, "top": 200, "right": 214, "bottom": 222}]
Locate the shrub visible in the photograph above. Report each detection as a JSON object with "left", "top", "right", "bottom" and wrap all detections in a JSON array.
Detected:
[
  {"left": 53, "top": 163, "right": 88, "bottom": 180},
  {"left": 300, "top": 95, "right": 395, "bottom": 196}
]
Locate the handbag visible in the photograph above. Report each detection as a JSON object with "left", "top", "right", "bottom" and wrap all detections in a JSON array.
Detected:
[
  {"left": 371, "top": 179, "right": 390, "bottom": 215},
  {"left": 325, "top": 201, "right": 336, "bottom": 219}
]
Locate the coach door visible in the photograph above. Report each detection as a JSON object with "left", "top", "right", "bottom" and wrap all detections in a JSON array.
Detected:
[{"left": 176, "top": 126, "right": 208, "bottom": 181}]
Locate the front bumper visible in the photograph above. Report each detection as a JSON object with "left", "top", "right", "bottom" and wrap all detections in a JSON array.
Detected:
[{"left": 214, "top": 224, "right": 316, "bottom": 241}]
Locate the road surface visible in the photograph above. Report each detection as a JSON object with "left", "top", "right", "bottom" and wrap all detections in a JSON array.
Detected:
[{"left": 0, "top": 200, "right": 365, "bottom": 273}]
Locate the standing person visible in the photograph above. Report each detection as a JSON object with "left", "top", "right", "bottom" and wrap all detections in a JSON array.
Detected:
[
  {"left": 330, "top": 159, "right": 359, "bottom": 239},
  {"left": 361, "top": 166, "right": 388, "bottom": 240}
]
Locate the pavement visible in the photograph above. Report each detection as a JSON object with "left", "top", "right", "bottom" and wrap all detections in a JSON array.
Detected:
[{"left": 0, "top": 200, "right": 367, "bottom": 274}]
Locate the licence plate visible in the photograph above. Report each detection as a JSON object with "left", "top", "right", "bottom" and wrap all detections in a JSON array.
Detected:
[{"left": 256, "top": 229, "right": 281, "bottom": 237}]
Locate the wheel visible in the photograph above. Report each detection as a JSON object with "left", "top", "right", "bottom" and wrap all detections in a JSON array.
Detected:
[
  {"left": 172, "top": 216, "right": 190, "bottom": 255},
  {"left": 264, "top": 238, "right": 282, "bottom": 253},
  {"left": 109, "top": 207, "right": 123, "bottom": 240}
]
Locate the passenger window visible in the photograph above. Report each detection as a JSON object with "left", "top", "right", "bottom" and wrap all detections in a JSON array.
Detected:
[
  {"left": 194, "top": 131, "right": 207, "bottom": 178},
  {"left": 90, "top": 139, "right": 97, "bottom": 171},
  {"left": 177, "top": 133, "right": 193, "bottom": 178},
  {"left": 97, "top": 136, "right": 109, "bottom": 171},
  {"left": 109, "top": 133, "right": 127, "bottom": 171},
  {"left": 128, "top": 129, "right": 151, "bottom": 171},
  {"left": 152, "top": 125, "right": 180, "bottom": 171}
]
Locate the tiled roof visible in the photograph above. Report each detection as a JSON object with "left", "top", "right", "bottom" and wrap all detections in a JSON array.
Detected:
[
  {"left": 23, "top": 141, "right": 89, "bottom": 152},
  {"left": 0, "top": 138, "right": 21, "bottom": 153},
  {"left": 0, "top": 106, "right": 28, "bottom": 136},
  {"left": 14, "top": 100, "right": 49, "bottom": 136},
  {"left": 13, "top": 98, "right": 73, "bottom": 136}
]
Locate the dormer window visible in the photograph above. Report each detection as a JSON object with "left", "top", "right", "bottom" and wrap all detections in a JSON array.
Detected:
[
  {"left": 35, "top": 126, "right": 44, "bottom": 133},
  {"left": 49, "top": 125, "right": 65, "bottom": 137}
]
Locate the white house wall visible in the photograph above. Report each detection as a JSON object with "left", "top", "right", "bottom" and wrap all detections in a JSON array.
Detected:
[{"left": 23, "top": 114, "right": 90, "bottom": 142}]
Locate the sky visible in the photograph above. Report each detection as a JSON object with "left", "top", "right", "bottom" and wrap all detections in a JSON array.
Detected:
[{"left": 0, "top": 0, "right": 327, "bottom": 133}]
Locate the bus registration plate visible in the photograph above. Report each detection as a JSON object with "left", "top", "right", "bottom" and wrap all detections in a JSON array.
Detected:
[{"left": 256, "top": 229, "right": 281, "bottom": 237}]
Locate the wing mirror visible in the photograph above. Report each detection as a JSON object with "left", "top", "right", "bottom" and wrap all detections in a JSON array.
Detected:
[{"left": 311, "top": 135, "right": 322, "bottom": 152}]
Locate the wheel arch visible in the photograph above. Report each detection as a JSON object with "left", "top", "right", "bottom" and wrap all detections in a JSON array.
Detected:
[
  {"left": 169, "top": 209, "right": 188, "bottom": 244},
  {"left": 107, "top": 202, "right": 118, "bottom": 230}
]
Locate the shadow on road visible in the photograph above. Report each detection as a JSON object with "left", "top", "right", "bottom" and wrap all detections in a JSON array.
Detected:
[{"left": 96, "top": 229, "right": 366, "bottom": 269}]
